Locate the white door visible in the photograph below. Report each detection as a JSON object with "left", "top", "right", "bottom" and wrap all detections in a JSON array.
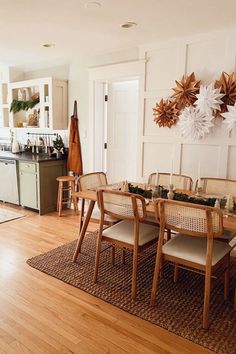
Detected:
[{"left": 106, "top": 80, "right": 138, "bottom": 183}]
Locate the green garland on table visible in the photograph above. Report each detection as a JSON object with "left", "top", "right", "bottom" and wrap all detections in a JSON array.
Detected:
[
  {"left": 10, "top": 98, "right": 39, "bottom": 113},
  {"left": 128, "top": 183, "right": 216, "bottom": 207},
  {"left": 128, "top": 183, "right": 152, "bottom": 199}
]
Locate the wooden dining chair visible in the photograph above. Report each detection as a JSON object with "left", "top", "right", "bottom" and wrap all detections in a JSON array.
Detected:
[
  {"left": 78, "top": 172, "right": 118, "bottom": 232},
  {"left": 195, "top": 177, "right": 236, "bottom": 243},
  {"left": 148, "top": 172, "right": 193, "bottom": 191},
  {"left": 196, "top": 177, "right": 236, "bottom": 197},
  {"left": 94, "top": 189, "right": 159, "bottom": 299},
  {"left": 150, "top": 199, "right": 232, "bottom": 329}
]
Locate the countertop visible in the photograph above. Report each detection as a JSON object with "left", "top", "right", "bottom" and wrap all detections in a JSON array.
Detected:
[{"left": 0, "top": 151, "right": 66, "bottom": 162}]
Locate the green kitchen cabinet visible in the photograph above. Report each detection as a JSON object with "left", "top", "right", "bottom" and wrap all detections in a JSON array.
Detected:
[
  {"left": 19, "top": 166, "right": 38, "bottom": 209},
  {"left": 19, "top": 159, "right": 66, "bottom": 215}
]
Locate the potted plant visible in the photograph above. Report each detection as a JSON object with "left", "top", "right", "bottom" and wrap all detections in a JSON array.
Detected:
[{"left": 53, "top": 135, "right": 64, "bottom": 158}]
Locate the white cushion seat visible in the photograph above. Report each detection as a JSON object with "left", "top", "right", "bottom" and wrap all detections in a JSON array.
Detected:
[
  {"left": 162, "top": 234, "right": 232, "bottom": 266},
  {"left": 84, "top": 202, "right": 118, "bottom": 223},
  {"left": 91, "top": 209, "right": 118, "bottom": 223},
  {"left": 102, "top": 220, "right": 159, "bottom": 246}
]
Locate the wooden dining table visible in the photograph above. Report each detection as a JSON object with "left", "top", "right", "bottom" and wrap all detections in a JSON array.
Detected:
[{"left": 72, "top": 188, "right": 236, "bottom": 262}]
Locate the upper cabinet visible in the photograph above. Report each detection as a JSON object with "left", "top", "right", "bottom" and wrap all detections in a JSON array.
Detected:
[
  {"left": 0, "top": 66, "right": 23, "bottom": 129},
  {"left": 8, "top": 77, "right": 68, "bottom": 130}
]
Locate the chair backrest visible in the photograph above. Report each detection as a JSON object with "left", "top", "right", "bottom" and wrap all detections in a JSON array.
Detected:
[
  {"left": 97, "top": 189, "right": 146, "bottom": 221},
  {"left": 148, "top": 173, "right": 193, "bottom": 191},
  {"left": 155, "top": 199, "right": 223, "bottom": 238},
  {"left": 78, "top": 172, "right": 107, "bottom": 191},
  {"left": 196, "top": 177, "right": 236, "bottom": 197}
]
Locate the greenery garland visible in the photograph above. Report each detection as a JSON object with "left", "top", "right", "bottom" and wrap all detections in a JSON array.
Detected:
[
  {"left": 10, "top": 98, "right": 39, "bottom": 113},
  {"left": 128, "top": 183, "right": 216, "bottom": 207}
]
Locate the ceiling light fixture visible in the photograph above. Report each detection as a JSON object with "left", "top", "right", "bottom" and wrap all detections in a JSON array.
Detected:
[
  {"left": 84, "top": 1, "right": 101, "bottom": 9},
  {"left": 120, "top": 22, "right": 137, "bottom": 29},
  {"left": 43, "top": 43, "right": 55, "bottom": 48}
]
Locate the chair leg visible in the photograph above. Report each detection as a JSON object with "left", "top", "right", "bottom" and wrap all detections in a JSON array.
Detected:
[
  {"left": 78, "top": 199, "right": 85, "bottom": 235},
  {"left": 58, "top": 181, "right": 63, "bottom": 217},
  {"left": 93, "top": 223, "right": 103, "bottom": 283},
  {"left": 71, "top": 180, "right": 78, "bottom": 213},
  {"left": 132, "top": 248, "right": 138, "bottom": 300},
  {"left": 234, "top": 285, "right": 236, "bottom": 311},
  {"left": 73, "top": 200, "right": 95, "bottom": 262},
  {"left": 121, "top": 249, "right": 126, "bottom": 265},
  {"left": 111, "top": 246, "right": 115, "bottom": 265},
  {"left": 224, "top": 254, "right": 230, "bottom": 301},
  {"left": 174, "top": 264, "right": 179, "bottom": 283},
  {"left": 203, "top": 268, "right": 211, "bottom": 329},
  {"left": 166, "top": 229, "right": 171, "bottom": 241}
]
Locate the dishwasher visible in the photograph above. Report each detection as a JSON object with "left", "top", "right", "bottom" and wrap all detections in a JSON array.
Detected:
[{"left": 0, "top": 159, "right": 19, "bottom": 204}]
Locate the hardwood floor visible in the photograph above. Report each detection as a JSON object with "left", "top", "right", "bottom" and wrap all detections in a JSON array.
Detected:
[{"left": 0, "top": 203, "right": 216, "bottom": 354}]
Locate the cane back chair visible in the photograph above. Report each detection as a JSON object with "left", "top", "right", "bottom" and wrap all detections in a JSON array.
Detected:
[
  {"left": 151, "top": 199, "right": 232, "bottom": 329},
  {"left": 148, "top": 173, "right": 193, "bottom": 192},
  {"left": 94, "top": 189, "right": 159, "bottom": 299},
  {"left": 78, "top": 172, "right": 118, "bottom": 230},
  {"left": 196, "top": 177, "right": 236, "bottom": 197}
]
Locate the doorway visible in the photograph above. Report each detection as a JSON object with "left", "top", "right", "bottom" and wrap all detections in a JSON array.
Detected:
[
  {"left": 94, "top": 79, "right": 139, "bottom": 183},
  {"left": 88, "top": 60, "right": 145, "bottom": 180}
]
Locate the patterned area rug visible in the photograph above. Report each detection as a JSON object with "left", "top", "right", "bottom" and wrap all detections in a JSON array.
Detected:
[
  {"left": 0, "top": 208, "right": 24, "bottom": 224},
  {"left": 27, "top": 234, "right": 236, "bottom": 354}
]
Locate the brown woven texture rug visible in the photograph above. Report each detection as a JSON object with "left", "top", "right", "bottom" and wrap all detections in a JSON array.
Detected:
[{"left": 27, "top": 233, "right": 236, "bottom": 354}]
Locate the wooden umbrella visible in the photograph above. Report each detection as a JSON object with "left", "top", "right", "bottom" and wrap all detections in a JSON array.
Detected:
[{"left": 67, "top": 100, "right": 83, "bottom": 175}]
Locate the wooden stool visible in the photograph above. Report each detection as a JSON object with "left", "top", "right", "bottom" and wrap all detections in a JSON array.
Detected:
[{"left": 56, "top": 176, "right": 78, "bottom": 216}]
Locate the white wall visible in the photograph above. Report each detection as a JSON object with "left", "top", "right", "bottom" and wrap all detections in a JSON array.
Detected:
[
  {"left": 68, "top": 47, "right": 139, "bottom": 172},
  {"left": 138, "top": 28, "right": 236, "bottom": 184}
]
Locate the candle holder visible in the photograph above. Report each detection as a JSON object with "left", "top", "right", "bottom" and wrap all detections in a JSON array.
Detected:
[
  {"left": 214, "top": 198, "right": 220, "bottom": 208},
  {"left": 167, "top": 184, "right": 174, "bottom": 200},
  {"left": 152, "top": 186, "right": 160, "bottom": 202},
  {"left": 196, "top": 186, "right": 202, "bottom": 197}
]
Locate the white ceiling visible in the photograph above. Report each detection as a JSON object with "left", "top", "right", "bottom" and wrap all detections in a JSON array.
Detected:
[{"left": 1, "top": 0, "right": 236, "bottom": 68}]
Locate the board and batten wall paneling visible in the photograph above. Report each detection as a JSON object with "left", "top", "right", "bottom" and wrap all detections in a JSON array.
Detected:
[
  {"left": 227, "top": 146, "right": 236, "bottom": 179},
  {"left": 139, "top": 28, "right": 236, "bottom": 184}
]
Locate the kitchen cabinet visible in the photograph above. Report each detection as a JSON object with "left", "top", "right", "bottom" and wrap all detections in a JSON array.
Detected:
[
  {"left": 8, "top": 77, "right": 68, "bottom": 129},
  {"left": 19, "top": 162, "right": 38, "bottom": 209},
  {"left": 0, "top": 153, "right": 67, "bottom": 214},
  {"left": 18, "top": 159, "right": 67, "bottom": 215}
]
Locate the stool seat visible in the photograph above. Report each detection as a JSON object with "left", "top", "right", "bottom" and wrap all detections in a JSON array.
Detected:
[
  {"left": 57, "top": 175, "right": 78, "bottom": 216},
  {"left": 56, "top": 176, "right": 75, "bottom": 182}
]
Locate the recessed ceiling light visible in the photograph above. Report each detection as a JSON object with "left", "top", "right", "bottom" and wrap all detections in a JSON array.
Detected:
[
  {"left": 120, "top": 22, "right": 137, "bottom": 29},
  {"left": 43, "top": 43, "right": 55, "bottom": 48},
  {"left": 84, "top": 1, "right": 101, "bottom": 9}
]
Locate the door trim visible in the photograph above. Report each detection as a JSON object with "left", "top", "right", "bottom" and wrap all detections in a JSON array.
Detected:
[{"left": 88, "top": 60, "right": 146, "bottom": 176}]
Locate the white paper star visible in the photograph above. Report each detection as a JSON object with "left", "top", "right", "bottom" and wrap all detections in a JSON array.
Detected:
[
  {"left": 195, "top": 83, "right": 225, "bottom": 114},
  {"left": 178, "top": 106, "right": 214, "bottom": 140},
  {"left": 222, "top": 102, "right": 236, "bottom": 132}
]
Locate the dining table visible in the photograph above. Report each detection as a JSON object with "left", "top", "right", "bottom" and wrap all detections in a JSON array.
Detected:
[{"left": 72, "top": 185, "right": 236, "bottom": 262}]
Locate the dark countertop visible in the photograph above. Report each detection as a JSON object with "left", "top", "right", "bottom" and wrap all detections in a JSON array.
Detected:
[{"left": 0, "top": 151, "right": 66, "bottom": 162}]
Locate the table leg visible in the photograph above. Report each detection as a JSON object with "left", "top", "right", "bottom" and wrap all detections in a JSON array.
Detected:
[
  {"left": 73, "top": 200, "right": 95, "bottom": 263},
  {"left": 78, "top": 198, "right": 85, "bottom": 234}
]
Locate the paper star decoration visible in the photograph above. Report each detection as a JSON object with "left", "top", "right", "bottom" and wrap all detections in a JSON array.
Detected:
[
  {"left": 153, "top": 99, "right": 179, "bottom": 128},
  {"left": 215, "top": 72, "right": 236, "bottom": 113},
  {"left": 221, "top": 102, "right": 236, "bottom": 132},
  {"left": 195, "top": 83, "right": 225, "bottom": 115},
  {"left": 171, "top": 72, "right": 200, "bottom": 109},
  {"left": 178, "top": 106, "right": 214, "bottom": 140}
]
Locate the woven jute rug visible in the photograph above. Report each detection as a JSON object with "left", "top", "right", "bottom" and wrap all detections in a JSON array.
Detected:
[{"left": 27, "top": 233, "right": 236, "bottom": 354}]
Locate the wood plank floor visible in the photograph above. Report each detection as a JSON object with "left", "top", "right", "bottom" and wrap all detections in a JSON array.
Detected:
[{"left": 0, "top": 203, "right": 217, "bottom": 354}]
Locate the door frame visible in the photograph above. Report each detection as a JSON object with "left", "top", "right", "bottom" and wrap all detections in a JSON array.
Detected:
[{"left": 88, "top": 60, "right": 145, "bottom": 179}]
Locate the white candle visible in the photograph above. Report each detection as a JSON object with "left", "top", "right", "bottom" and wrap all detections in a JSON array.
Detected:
[
  {"left": 198, "top": 161, "right": 201, "bottom": 188},
  {"left": 170, "top": 159, "right": 173, "bottom": 185},
  {"left": 155, "top": 172, "right": 158, "bottom": 186}
]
